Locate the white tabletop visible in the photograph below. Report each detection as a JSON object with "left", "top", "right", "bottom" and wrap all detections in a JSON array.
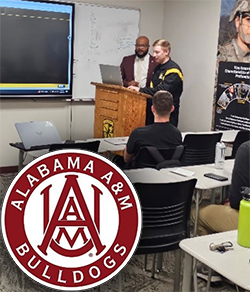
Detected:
[
  {"left": 124, "top": 167, "right": 186, "bottom": 184},
  {"left": 125, "top": 160, "right": 234, "bottom": 190},
  {"left": 180, "top": 230, "right": 250, "bottom": 290},
  {"left": 86, "top": 137, "right": 128, "bottom": 153},
  {"left": 160, "top": 159, "right": 234, "bottom": 190},
  {"left": 220, "top": 130, "right": 239, "bottom": 143}
]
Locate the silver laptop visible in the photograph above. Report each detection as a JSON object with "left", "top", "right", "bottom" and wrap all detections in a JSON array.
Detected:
[
  {"left": 99, "top": 64, "right": 123, "bottom": 86},
  {"left": 15, "top": 121, "right": 62, "bottom": 150}
]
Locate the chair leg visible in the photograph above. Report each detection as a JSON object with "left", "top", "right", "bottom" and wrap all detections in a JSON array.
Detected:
[
  {"left": 118, "top": 272, "right": 122, "bottom": 292},
  {"left": 173, "top": 249, "right": 181, "bottom": 292},
  {"left": 144, "top": 254, "right": 147, "bottom": 270},
  {"left": 151, "top": 253, "right": 157, "bottom": 278},
  {"left": 205, "top": 268, "right": 212, "bottom": 292},
  {"left": 235, "top": 284, "right": 246, "bottom": 292},
  {"left": 156, "top": 253, "right": 163, "bottom": 272}
]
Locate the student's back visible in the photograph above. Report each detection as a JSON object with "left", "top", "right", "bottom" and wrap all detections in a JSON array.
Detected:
[{"left": 126, "top": 122, "right": 182, "bottom": 156}]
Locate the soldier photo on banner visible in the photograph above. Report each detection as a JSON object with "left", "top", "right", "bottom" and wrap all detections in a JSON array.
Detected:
[{"left": 213, "top": 0, "right": 250, "bottom": 131}]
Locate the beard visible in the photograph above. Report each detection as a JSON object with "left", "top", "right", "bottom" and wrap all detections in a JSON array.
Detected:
[
  {"left": 135, "top": 49, "right": 149, "bottom": 58},
  {"left": 239, "top": 26, "right": 250, "bottom": 46}
]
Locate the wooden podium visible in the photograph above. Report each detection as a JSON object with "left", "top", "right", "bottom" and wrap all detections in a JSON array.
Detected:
[{"left": 91, "top": 82, "right": 150, "bottom": 138}]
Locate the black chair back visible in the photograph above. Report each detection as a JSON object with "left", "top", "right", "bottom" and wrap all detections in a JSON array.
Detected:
[
  {"left": 231, "top": 131, "right": 250, "bottom": 158},
  {"left": 49, "top": 141, "right": 100, "bottom": 153},
  {"left": 129, "top": 145, "right": 184, "bottom": 169},
  {"left": 181, "top": 133, "right": 222, "bottom": 166},
  {"left": 134, "top": 179, "right": 197, "bottom": 255}
]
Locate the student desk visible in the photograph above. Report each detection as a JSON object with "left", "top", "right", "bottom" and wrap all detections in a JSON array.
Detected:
[
  {"left": 10, "top": 129, "right": 237, "bottom": 171},
  {"left": 86, "top": 137, "right": 128, "bottom": 154},
  {"left": 89, "top": 130, "right": 238, "bottom": 152},
  {"left": 90, "top": 129, "right": 238, "bottom": 155},
  {"left": 180, "top": 230, "right": 250, "bottom": 291},
  {"left": 10, "top": 138, "right": 129, "bottom": 170},
  {"left": 124, "top": 159, "right": 235, "bottom": 236}
]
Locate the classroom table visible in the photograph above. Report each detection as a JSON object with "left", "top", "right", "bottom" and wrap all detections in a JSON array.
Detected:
[
  {"left": 10, "top": 129, "right": 237, "bottom": 171},
  {"left": 124, "top": 159, "right": 235, "bottom": 236},
  {"left": 10, "top": 138, "right": 128, "bottom": 170},
  {"left": 180, "top": 230, "right": 250, "bottom": 292},
  {"left": 86, "top": 137, "right": 128, "bottom": 154},
  {"left": 162, "top": 160, "right": 234, "bottom": 235},
  {"left": 88, "top": 129, "right": 238, "bottom": 153}
]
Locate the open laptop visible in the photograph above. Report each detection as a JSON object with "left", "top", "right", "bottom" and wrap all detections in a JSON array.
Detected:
[
  {"left": 99, "top": 64, "right": 123, "bottom": 86},
  {"left": 15, "top": 121, "right": 62, "bottom": 150}
]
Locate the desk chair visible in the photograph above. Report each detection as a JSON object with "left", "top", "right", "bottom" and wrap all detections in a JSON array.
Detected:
[
  {"left": 118, "top": 179, "right": 197, "bottom": 292},
  {"left": 128, "top": 145, "right": 184, "bottom": 169},
  {"left": 49, "top": 141, "right": 100, "bottom": 153},
  {"left": 181, "top": 133, "right": 222, "bottom": 166},
  {"left": 227, "top": 130, "right": 250, "bottom": 159}
]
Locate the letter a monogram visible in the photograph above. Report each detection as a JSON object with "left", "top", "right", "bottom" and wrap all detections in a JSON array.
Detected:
[{"left": 38, "top": 175, "right": 106, "bottom": 257}]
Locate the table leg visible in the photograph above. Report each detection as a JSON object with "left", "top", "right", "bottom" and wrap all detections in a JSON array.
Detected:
[
  {"left": 210, "top": 189, "right": 216, "bottom": 204},
  {"left": 18, "top": 149, "right": 25, "bottom": 171},
  {"left": 222, "top": 185, "right": 229, "bottom": 202},
  {"left": 193, "top": 258, "right": 198, "bottom": 292},
  {"left": 182, "top": 252, "right": 193, "bottom": 292}
]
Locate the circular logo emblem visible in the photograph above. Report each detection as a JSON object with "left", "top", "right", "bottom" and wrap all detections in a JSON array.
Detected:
[{"left": 1, "top": 150, "right": 141, "bottom": 290}]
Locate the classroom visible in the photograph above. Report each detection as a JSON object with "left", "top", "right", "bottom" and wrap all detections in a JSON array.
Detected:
[{"left": 0, "top": 0, "right": 250, "bottom": 292}]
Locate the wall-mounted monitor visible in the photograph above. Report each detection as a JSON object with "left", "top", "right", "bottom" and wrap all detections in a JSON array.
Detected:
[{"left": 0, "top": 0, "right": 74, "bottom": 99}]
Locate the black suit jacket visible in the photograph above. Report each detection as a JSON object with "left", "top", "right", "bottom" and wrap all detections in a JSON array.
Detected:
[{"left": 120, "top": 54, "right": 157, "bottom": 87}]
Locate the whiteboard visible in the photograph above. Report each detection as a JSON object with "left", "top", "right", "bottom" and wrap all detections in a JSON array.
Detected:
[{"left": 72, "top": 3, "right": 140, "bottom": 100}]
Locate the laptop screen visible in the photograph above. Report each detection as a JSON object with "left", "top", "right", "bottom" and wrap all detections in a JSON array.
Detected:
[
  {"left": 99, "top": 64, "right": 123, "bottom": 86},
  {"left": 15, "top": 121, "right": 62, "bottom": 149}
]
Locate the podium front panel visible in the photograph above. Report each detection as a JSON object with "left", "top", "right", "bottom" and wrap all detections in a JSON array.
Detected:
[{"left": 93, "top": 83, "right": 147, "bottom": 138}]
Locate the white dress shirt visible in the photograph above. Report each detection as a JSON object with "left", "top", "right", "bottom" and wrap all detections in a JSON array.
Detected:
[{"left": 134, "top": 53, "right": 150, "bottom": 88}]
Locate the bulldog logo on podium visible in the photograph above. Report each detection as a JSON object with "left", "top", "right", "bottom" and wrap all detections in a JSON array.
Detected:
[{"left": 1, "top": 150, "right": 141, "bottom": 290}]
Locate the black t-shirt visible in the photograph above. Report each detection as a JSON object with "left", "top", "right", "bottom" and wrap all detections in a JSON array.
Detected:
[
  {"left": 126, "top": 122, "right": 182, "bottom": 156},
  {"left": 229, "top": 141, "right": 250, "bottom": 210}
]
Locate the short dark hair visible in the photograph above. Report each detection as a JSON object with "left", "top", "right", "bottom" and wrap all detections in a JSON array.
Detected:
[{"left": 152, "top": 91, "right": 173, "bottom": 116}]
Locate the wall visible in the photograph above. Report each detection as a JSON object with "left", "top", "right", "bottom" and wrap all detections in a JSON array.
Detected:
[
  {"left": 163, "top": 0, "right": 221, "bottom": 132},
  {"left": 0, "top": 0, "right": 165, "bottom": 168}
]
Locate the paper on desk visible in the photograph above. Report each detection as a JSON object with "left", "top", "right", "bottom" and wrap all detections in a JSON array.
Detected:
[
  {"left": 170, "top": 168, "right": 195, "bottom": 177},
  {"left": 104, "top": 138, "right": 127, "bottom": 145}
]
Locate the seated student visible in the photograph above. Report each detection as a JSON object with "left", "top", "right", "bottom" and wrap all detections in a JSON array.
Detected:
[
  {"left": 194, "top": 140, "right": 250, "bottom": 282},
  {"left": 123, "top": 90, "right": 182, "bottom": 164}
]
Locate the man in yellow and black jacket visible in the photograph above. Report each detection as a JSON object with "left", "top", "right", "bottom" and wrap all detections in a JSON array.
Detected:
[{"left": 128, "top": 39, "right": 183, "bottom": 127}]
